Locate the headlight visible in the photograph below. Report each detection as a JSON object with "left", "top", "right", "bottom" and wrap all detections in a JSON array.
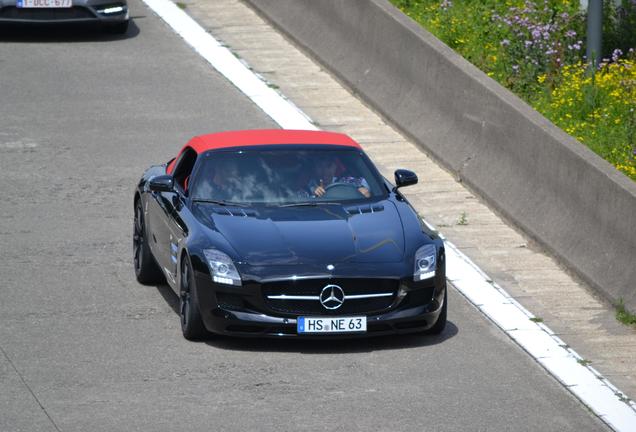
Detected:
[
  {"left": 414, "top": 244, "right": 436, "bottom": 281},
  {"left": 203, "top": 249, "right": 242, "bottom": 286}
]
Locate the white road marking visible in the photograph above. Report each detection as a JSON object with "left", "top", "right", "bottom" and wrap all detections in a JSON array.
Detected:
[
  {"left": 139, "top": 0, "right": 636, "bottom": 429},
  {"left": 141, "top": 0, "right": 316, "bottom": 131},
  {"left": 444, "top": 239, "right": 636, "bottom": 431},
  {"left": 0, "top": 140, "right": 38, "bottom": 149}
]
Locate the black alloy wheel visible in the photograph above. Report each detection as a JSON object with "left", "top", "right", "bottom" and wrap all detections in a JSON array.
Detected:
[
  {"left": 133, "top": 200, "right": 163, "bottom": 284},
  {"left": 179, "top": 255, "right": 208, "bottom": 340}
]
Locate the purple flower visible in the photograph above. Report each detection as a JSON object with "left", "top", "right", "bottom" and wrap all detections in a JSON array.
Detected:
[
  {"left": 612, "top": 48, "right": 623, "bottom": 62},
  {"left": 501, "top": 39, "right": 511, "bottom": 47},
  {"left": 440, "top": 0, "right": 452, "bottom": 11},
  {"left": 512, "top": 64, "right": 520, "bottom": 73},
  {"left": 525, "top": 40, "right": 533, "bottom": 48},
  {"left": 565, "top": 30, "right": 576, "bottom": 38}
]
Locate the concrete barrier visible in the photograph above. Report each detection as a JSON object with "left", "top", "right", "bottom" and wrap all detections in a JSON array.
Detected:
[{"left": 245, "top": 0, "right": 636, "bottom": 312}]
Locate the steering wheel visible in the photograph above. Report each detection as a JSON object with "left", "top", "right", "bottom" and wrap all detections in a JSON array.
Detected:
[{"left": 322, "top": 182, "right": 363, "bottom": 199}]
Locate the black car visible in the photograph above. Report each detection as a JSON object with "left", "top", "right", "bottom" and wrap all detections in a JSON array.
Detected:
[{"left": 134, "top": 129, "right": 447, "bottom": 339}]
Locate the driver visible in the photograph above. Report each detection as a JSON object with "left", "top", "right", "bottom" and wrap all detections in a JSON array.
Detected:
[{"left": 308, "top": 157, "right": 371, "bottom": 198}]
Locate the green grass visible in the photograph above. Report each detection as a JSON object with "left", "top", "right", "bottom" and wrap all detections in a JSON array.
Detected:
[
  {"left": 616, "top": 299, "right": 636, "bottom": 326},
  {"left": 529, "top": 317, "right": 543, "bottom": 323},
  {"left": 577, "top": 358, "right": 592, "bottom": 366},
  {"left": 176, "top": 2, "right": 187, "bottom": 9},
  {"left": 616, "top": 391, "right": 632, "bottom": 404}
]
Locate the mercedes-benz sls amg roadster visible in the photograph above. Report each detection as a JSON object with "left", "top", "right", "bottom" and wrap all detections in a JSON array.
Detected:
[{"left": 133, "top": 130, "right": 447, "bottom": 339}]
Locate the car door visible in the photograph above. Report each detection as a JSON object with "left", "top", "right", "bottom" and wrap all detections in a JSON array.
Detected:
[
  {"left": 146, "top": 185, "right": 177, "bottom": 282},
  {"left": 164, "top": 192, "right": 190, "bottom": 284},
  {"left": 161, "top": 148, "right": 198, "bottom": 283},
  {"left": 146, "top": 148, "right": 197, "bottom": 285}
]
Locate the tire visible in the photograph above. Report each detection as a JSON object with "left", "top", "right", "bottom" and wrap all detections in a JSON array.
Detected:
[
  {"left": 133, "top": 200, "right": 164, "bottom": 285},
  {"left": 425, "top": 287, "right": 447, "bottom": 335},
  {"left": 104, "top": 20, "right": 129, "bottom": 34},
  {"left": 179, "top": 255, "right": 208, "bottom": 340}
]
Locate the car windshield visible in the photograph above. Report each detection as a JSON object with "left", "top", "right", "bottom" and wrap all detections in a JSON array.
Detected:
[{"left": 189, "top": 147, "right": 386, "bottom": 205}]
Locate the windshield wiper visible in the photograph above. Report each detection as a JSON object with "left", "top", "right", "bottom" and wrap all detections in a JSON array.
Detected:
[
  {"left": 277, "top": 201, "right": 340, "bottom": 208},
  {"left": 192, "top": 199, "right": 250, "bottom": 207}
]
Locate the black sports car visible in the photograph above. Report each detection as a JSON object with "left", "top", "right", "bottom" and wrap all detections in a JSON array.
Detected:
[{"left": 134, "top": 130, "right": 447, "bottom": 339}]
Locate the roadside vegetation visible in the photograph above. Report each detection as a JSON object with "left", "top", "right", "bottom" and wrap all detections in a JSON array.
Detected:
[
  {"left": 616, "top": 299, "right": 636, "bottom": 326},
  {"left": 390, "top": 0, "right": 636, "bottom": 180}
]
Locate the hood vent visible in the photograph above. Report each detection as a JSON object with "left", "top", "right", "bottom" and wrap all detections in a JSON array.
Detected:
[
  {"left": 344, "top": 204, "right": 384, "bottom": 215},
  {"left": 211, "top": 206, "right": 258, "bottom": 217}
]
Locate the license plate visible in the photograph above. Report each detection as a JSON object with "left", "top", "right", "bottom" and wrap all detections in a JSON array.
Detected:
[
  {"left": 17, "top": 0, "right": 72, "bottom": 8},
  {"left": 297, "top": 316, "right": 366, "bottom": 334}
]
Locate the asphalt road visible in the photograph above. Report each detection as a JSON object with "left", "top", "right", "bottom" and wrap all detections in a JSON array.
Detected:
[{"left": 0, "top": 2, "right": 609, "bottom": 431}]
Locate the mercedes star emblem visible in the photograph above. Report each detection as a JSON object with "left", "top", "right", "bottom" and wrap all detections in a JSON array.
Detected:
[{"left": 319, "top": 284, "right": 345, "bottom": 310}]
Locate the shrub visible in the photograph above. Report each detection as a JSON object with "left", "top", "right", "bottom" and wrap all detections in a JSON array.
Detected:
[
  {"left": 492, "top": 1, "right": 584, "bottom": 95},
  {"left": 603, "top": 0, "right": 636, "bottom": 58},
  {"left": 534, "top": 57, "right": 636, "bottom": 179}
]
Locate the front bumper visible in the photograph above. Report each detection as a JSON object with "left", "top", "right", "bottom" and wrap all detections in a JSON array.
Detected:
[
  {"left": 0, "top": 0, "right": 128, "bottom": 23},
  {"left": 194, "top": 272, "right": 446, "bottom": 338}
]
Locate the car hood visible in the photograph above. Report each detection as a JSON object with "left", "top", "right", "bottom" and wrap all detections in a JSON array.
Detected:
[{"left": 205, "top": 201, "right": 405, "bottom": 265}]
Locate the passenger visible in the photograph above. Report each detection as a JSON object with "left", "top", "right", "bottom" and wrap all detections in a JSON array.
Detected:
[{"left": 210, "top": 160, "right": 241, "bottom": 200}]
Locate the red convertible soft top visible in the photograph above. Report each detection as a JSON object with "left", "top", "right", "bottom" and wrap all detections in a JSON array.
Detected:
[
  {"left": 167, "top": 129, "right": 362, "bottom": 173},
  {"left": 186, "top": 129, "right": 361, "bottom": 153}
]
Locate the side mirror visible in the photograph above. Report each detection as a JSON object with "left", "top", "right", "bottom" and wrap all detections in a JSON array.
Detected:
[
  {"left": 394, "top": 169, "right": 418, "bottom": 189},
  {"left": 149, "top": 175, "right": 175, "bottom": 193}
]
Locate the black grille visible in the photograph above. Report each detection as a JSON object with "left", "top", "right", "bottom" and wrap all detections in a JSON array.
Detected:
[
  {"left": 263, "top": 278, "right": 398, "bottom": 316},
  {"left": 0, "top": 6, "right": 95, "bottom": 20}
]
